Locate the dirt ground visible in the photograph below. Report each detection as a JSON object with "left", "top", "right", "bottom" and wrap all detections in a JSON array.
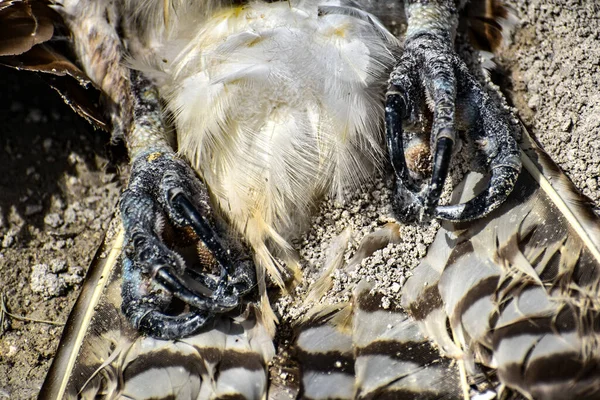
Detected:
[
  {"left": 0, "top": 0, "right": 599, "bottom": 398},
  {"left": 0, "top": 69, "right": 124, "bottom": 398}
]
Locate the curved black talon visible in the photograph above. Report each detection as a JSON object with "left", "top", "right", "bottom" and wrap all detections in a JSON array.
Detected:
[
  {"left": 386, "top": 91, "right": 456, "bottom": 222},
  {"left": 168, "top": 192, "right": 255, "bottom": 301},
  {"left": 421, "top": 136, "right": 454, "bottom": 216},
  {"left": 385, "top": 92, "right": 412, "bottom": 186},
  {"left": 122, "top": 258, "right": 214, "bottom": 339},
  {"left": 155, "top": 267, "right": 238, "bottom": 311},
  {"left": 170, "top": 193, "right": 233, "bottom": 278},
  {"left": 137, "top": 310, "right": 212, "bottom": 340},
  {"left": 386, "top": 91, "right": 425, "bottom": 222},
  {"left": 435, "top": 165, "right": 520, "bottom": 221}
]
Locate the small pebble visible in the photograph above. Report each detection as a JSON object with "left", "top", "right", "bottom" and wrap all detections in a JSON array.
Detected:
[{"left": 44, "top": 213, "right": 63, "bottom": 228}]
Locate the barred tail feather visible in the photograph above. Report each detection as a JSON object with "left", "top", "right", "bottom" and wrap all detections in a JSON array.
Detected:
[
  {"left": 402, "top": 126, "right": 600, "bottom": 399},
  {"left": 292, "top": 281, "right": 465, "bottom": 400},
  {"left": 353, "top": 283, "right": 463, "bottom": 400},
  {"left": 401, "top": 229, "right": 464, "bottom": 360}
]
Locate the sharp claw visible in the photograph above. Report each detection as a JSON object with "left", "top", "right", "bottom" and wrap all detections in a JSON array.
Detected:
[
  {"left": 168, "top": 192, "right": 254, "bottom": 300},
  {"left": 435, "top": 164, "right": 520, "bottom": 221},
  {"left": 130, "top": 307, "right": 210, "bottom": 340},
  {"left": 155, "top": 267, "right": 237, "bottom": 311},
  {"left": 169, "top": 192, "right": 234, "bottom": 278},
  {"left": 421, "top": 47, "right": 456, "bottom": 217},
  {"left": 385, "top": 91, "right": 412, "bottom": 185},
  {"left": 386, "top": 86, "right": 456, "bottom": 223},
  {"left": 122, "top": 258, "right": 212, "bottom": 339},
  {"left": 386, "top": 90, "right": 427, "bottom": 222},
  {"left": 422, "top": 135, "right": 454, "bottom": 216},
  {"left": 136, "top": 310, "right": 212, "bottom": 340}
]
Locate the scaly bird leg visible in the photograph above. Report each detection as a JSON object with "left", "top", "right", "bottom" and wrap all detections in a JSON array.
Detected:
[
  {"left": 57, "top": 0, "right": 255, "bottom": 339},
  {"left": 120, "top": 71, "right": 255, "bottom": 339},
  {"left": 386, "top": 0, "right": 521, "bottom": 223}
]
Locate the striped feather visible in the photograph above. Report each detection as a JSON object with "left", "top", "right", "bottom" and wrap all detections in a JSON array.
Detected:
[
  {"left": 291, "top": 281, "right": 467, "bottom": 400},
  {"left": 402, "top": 126, "right": 600, "bottom": 399},
  {"left": 460, "top": 0, "right": 518, "bottom": 53}
]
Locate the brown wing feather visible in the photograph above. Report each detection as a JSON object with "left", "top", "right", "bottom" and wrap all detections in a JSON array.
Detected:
[
  {"left": 461, "top": 0, "right": 518, "bottom": 52},
  {"left": 0, "top": 0, "right": 58, "bottom": 56},
  {"left": 0, "top": 0, "right": 108, "bottom": 129}
]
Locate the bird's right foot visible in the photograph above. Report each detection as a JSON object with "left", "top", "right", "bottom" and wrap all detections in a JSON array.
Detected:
[{"left": 119, "top": 72, "right": 255, "bottom": 340}]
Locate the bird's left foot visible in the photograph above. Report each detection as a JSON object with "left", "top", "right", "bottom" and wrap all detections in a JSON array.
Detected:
[{"left": 386, "top": 31, "right": 521, "bottom": 223}]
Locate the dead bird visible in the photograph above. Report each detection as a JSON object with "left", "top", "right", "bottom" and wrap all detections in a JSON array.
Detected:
[
  {"left": 9, "top": 1, "right": 600, "bottom": 399},
  {"left": 9, "top": 0, "right": 514, "bottom": 341},
  {"left": 1, "top": 0, "right": 520, "bottom": 338}
]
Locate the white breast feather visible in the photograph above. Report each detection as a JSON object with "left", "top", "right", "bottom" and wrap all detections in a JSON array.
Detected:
[{"left": 132, "top": 0, "right": 399, "bottom": 328}]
